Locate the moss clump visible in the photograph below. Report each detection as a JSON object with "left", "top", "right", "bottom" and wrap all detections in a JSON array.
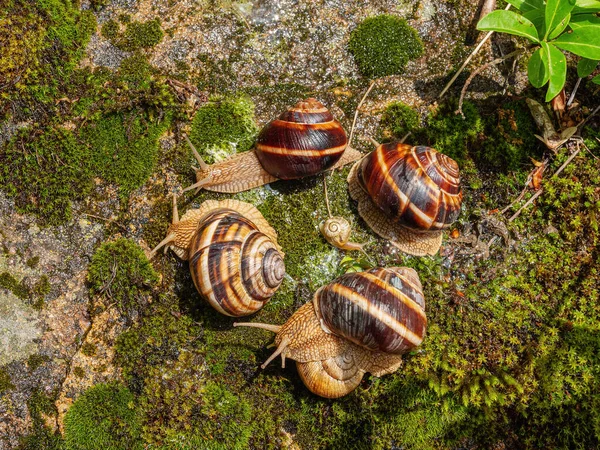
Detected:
[
  {"left": 80, "top": 342, "right": 97, "bottom": 357},
  {"left": 27, "top": 353, "right": 50, "bottom": 371},
  {"left": 72, "top": 367, "right": 85, "bottom": 378},
  {"left": 348, "top": 14, "right": 424, "bottom": 78},
  {"left": 188, "top": 95, "right": 259, "bottom": 164},
  {"left": 26, "top": 256, "right": 40, "bottom": 269},
  {"left": 87, "top": 239, "right": 158, "bottom": 318},
  {"left": 63, "top": 382, "right": 142, "bottom": 450},
  {"left": 420, "top": 99, "right": 483, "bottom": 164},
  {"left": 81, "top": 111, "right": 171, "bottom": 197},
  {"left": 379, "top": 101, "right": 420, "bottom": 141},
  {"left": 476, "top": 99, "right": 542, "bottom": 171},
  {"left": 0, "top": 127, "right": 94, "bottom": 225},
  {"left": 0, "top": 0, "right": 96, "bottom": 121},
  {"left": 100, "top": 19, "right": 119, "bottom": 40},
  {"left": 0, "top": 368, "right": 14, "bottom": 394},
  {"left": 0, "top": 272, "right": 30, "bottom": 300},
  {"left": 105, "top": 19, "right": 164, "bottom": 52},
  {"left": 18, "top": 390, "right": 62, "bottom": 450}
]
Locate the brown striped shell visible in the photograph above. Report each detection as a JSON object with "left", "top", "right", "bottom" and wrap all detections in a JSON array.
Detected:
[
  {"left": 189, "top": 208, "right": 285, "bottom": 317},
  {"left": 234, "top": 266, "right": 425, "bottom": 398},
  {"left": 358, "top": 143, "right": 462, "bottom": 231},
  {"left": 348, "top": 143, "right": 462, "bottom": 256},
  {"left": 313, "top": 267, "right": 426, "bottom": 354},
  {"left": 149, "top": 198, "right": 285, "bottom": 317},
  {"left": 254, "top": 98, "right": 348, "bottom": 179}
]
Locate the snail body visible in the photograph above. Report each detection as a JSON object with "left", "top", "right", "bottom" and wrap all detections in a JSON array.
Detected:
[
  {"left": 183, "top": 98, "right": 363, "bottom": 193},
  {"left": 235, "top": 267, "right": 426, "bottom": 398},
  {"left": 150, "top": 196, "right": 285, "bottom": 317},
  {"left": 348, "top": 143, "right": 463, "bottom": 256}
]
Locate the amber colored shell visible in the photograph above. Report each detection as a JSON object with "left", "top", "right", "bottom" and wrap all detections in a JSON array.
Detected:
[
  {"left": 313, "top": 267, "right": 426, "bottom": 354},
  {"left": 357, "top": 143, "right": 462, "bottom": 231},
  {"left": 254, "top": 98, "right": 348, "bottom": 179},
  {"left": 188, "top": 207, "right": 285, "bottom": 317}
]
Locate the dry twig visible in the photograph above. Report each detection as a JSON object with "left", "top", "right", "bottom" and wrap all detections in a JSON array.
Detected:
[{"left": 348, "top": 80, "right": 376, "bottom": 147}]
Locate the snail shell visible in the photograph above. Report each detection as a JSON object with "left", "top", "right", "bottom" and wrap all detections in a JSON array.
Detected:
[
  {"left": 235, "top": 266, "right": 425, "bottom": 398},
  {"left": 150, "top": 198, "right": 285, "bottom": 317},
  {"left": 255, "top": 98, "right": 348, "bottom": 179},
  {"left": 348, "top": 143, "right": 462, "bottom": 256}
]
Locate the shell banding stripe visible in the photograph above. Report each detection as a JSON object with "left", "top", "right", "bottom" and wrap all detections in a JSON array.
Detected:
[
  {"left": 189, "top": 209, "right": 277, "bottom": 317},
  {"left": 314, "top": 268, "right": 426, "bottom": 354},
  {"left": 359, "top": 143, "right": 462, "bottom": 231},
  {"left": 256, "top": 120, "right": 347, "bottom": 152}
]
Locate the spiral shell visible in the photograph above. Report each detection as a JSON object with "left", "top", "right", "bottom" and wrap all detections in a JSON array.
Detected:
[
  {"left": 357, "top": 143, "right": 462, "bottom": 231},
  {"left": 189, "top": 206, "right": 285, "bottom": 317},
  {"left": 319, "top": 217, "right": 351, "bottom": 247},
  {"left": 313, "top": 267, "right": 426, "bottom": 354},
  {"left": 254, "top": 98, "right": 348, "bottom": 179}
]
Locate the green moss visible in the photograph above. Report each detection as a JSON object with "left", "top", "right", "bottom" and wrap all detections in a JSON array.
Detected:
[
  {"left": 101, "top": 19, "right": 119, "bottom": 40},
  {"left": 348, "top": 14, "right": 423, "bottom": 78},
  {"left": 378, "top": 101, "right": 420, "bottom": 142},
  {"left": 0, "top": 368, "right": 14, "bottom": 395},
  {"left": 31, "top": 275, "right": 51, "bottom": 310},
  {"left": 118, "top": 19, "right": 164, "bottom": 51},
  {"left": 81, "top": 111, "right": 171, "bottom": 197},
  {"left": 188, "top": 95, "right": 259, "bottom": 164},
  {"left": 72, "top": 367, "right": 86, "bottom": 378},
  {"left": 0, "top": 126, "right": 94, "bottom": 226},
  {"left": 476, "top": 98, "right": 542, "bottom": 171},
  {"left": 63, "top": 382, "right": 142, "bottom": 450},
  {"left": 420, "top": 99, "right": 483, "bottom": 164},
  {"left": 0, "top": 272, "right": 30, "bottom": 300},
  {"left": 18, "top": 390, "right": 62, "bottom": 450},
  {"left": 27, "top": 353, "right": 50, "bottom": 371},
  {"left": 0, "top": 0, "right": 96, "bottom": 121},
  {"left": 81, "top": 342, "right": 97, "bottom": 357},
  {"left": 26, "top": 256, "right": 40, "bottom": 269},
  {"left": 87, "top": 239, "right": 158, "bottom": 318}
]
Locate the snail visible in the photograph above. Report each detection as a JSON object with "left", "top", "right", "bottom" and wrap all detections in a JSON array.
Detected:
[
  {"left": 149, "top": 195, "right": 285, "bottom": 317},
  {"left": 348, "top": 142, "right": 463, "bottom": 256},
  {"left": 319, "top": 175, "right": 365, "bottom": 252},
  {"left": 234, "top": 267, "right": 426, "bottom": 398},
  {"left": 182, "top": 98, "right": 363, "bottom": 194}
]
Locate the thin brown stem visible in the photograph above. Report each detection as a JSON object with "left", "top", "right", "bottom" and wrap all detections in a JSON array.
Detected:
[
  {"left": 438, "top": 3, "right": 511, "bottom": 99},
  {"left": 348, "top": 80, "right": 376, "bottom": 147},
  {"left": 457, "top": 48, "right": 525, "bottom": 117}
]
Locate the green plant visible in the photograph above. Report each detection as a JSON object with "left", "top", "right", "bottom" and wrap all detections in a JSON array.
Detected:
[
  {"left": 348, "top": 14, "right": 424, "bottom": 78},
  {"left": 477, "top": 0, "right": 600, "bottom": 101},
  {"left": 63, "top": 382, "right": 142, "bottom": 450},
  {"left": 87, "top": 239, "right": 158, "bottom": 318},
  {"left": 379, "top": 101, "right": 420, "bottom": 141}
]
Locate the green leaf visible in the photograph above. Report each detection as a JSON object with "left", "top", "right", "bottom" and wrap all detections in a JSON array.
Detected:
[
  {"left": 524, "top": 8, "right": 546, "bottom": 36},
  {"left": 477, "top": 10, "right": 540, "bottom": 43},
  {"left": 577, "top": 57, "right": 599, "bottom": 76},
  {"left": 573, "top": 0, "right": 600, "bottom": 14},
  {"left": 593, "top": 74, "right": 600, "bottom": 84},
  {"left": 553, "top": 26, "right": 600, "bottom": 59},
  {"left": 507, "top": 0, "right": 544, "bottom": 11},
  {"left": 528, "top": 47, "right": 549, "bottom": 87},
  {"left": 548, "top": 13, "right": 572, "bottom": 39},
  {"left": 545, "top": 0, "right": 576, "bottom": 40},
  {"left": 542, "top": 42, "right": 567, "bottom": 101},
  {"left": 569, "top": 13, "right": 600, "bottom": 29}
]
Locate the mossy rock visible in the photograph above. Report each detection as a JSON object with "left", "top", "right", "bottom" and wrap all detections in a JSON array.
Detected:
[
  {"left": 348, "top": 14, "right": 424, "bottom": 78},
  {"left": 63, "top": 382, "right": 142, "bottom": 450},
  {"left": 188, "top": 95, "right": 259, "bottom": 164},
  {"left": 379, "top": 101, "right": 420, "bottom": 142},
  {"left": 87, "top": 238, "right": 159, "bottom": 318}
]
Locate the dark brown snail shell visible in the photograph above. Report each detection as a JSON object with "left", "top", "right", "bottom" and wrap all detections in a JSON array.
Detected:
[
  {"left": 234, "top": 266, "right": 426, "bottom": 398},
  {"left": 357, "top": 143, "right": 462, "bottom": 231},
  {"left": 313, "top": 267, "right": 426, "bottom": 354},
  {"left": 254, "top": 98, "right": 348, "bottom": 180}
]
